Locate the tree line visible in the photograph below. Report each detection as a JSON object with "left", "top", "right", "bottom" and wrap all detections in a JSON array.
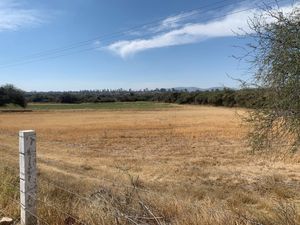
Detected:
[
  {"left": 21, "top": 88, "right": 264, "bottom": 108},
  {"left": 0, "top": 85, "right": 266, "bottom": 109}
]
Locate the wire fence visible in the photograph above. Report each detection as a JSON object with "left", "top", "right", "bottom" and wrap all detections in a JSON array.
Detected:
[
  {"left": 0, "top": 138, "right": 250, "bottom": 225},
  {"left": 0, "top": 130, "right": 298, "bottom": 225},
  {"left": 1, "top": 170, "right": 169, "bottom": 224}
]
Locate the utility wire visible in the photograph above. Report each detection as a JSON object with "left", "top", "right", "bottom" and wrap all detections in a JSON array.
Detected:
[
  {"left": 0, "top": 0, "right": 291, "bottom": 69},
  {"left": 0, "top": 0, "right": 244, "bottom": 64}
]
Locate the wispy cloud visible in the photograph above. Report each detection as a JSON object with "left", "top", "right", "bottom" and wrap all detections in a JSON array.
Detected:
[
  {"left": 151, "top": 11, "right": 198, "bottom": 32},
  {"left": 107, "top": 9, "right": 254, "bottom": 58},
  {"left": 107, "top": 3, "right": 297, "bottom": 58},
  {"left": 0, "top": 0, "right": 43, "bottom": 32},
  {"left": 93, "top": 40, "right": 102, "bottom": 50},
  {"left": 125, "top": 11, "right": 197, "bottom": 37}
]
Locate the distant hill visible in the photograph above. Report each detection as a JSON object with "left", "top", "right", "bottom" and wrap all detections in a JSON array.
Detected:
[
  {"left": 172, "top": 87, "right": 230, "bottom": 92},
  {"left": 206, "top": 87, "right": 227, "bottom": 91},
  {"left": 172, "top": 87, "right": 204, "bottom": 92}
]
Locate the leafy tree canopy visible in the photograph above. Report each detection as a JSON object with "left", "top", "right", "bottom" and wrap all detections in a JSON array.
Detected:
[
  {"left": 243, "top": 6, "right": 300, "bottom": 152},
  {"left": 0, "top": 84, "right": 27, "bottom": 108}
]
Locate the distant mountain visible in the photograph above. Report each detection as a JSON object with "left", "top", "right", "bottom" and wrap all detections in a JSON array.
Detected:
[
  {"left": 171, "top": 86, "right": 232, "bottom": 92},
  {"left": 206, "top": 87, "right": 226, "bottom": 91},
  {"left": 172, "top": 87, "right": 204, "bottom": 92}
]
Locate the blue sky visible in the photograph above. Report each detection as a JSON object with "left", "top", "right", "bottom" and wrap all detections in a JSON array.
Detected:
[{"left": 0, "top": 0, "right": 297, "bottom": 91}]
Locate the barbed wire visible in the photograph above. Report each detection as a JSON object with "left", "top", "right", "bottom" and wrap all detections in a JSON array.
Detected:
[
  {"left": 2, "top": 173, "right": 144, "bottom": 222},
  {"left": 27, "top": 192, "right": 88, "bottom": 225},
  {"left": 0, "top": 207, "right": 8, "bottom": 217},
  {"left": 1, "top": 138, "right": 298, "bottom": 199},
  {"left": 0, "top": 155, "right": 194, "bottom": 202},
  {"left": 3, "top": 177, "right": 151, "bottom": 225},
  {"left": 0, "top": 191, "right": 50, "bottom": 225},
  {"left": 41, "top": 180, "right": 91, "bottom": 201},
  {"left": 37, "top": 167, "right": 164, "bottom": 197},
  {"left": 27, "top": 190, "right": 142, "bottom": 225},
  {"left": 38, "top": 175, "right": 167, "bottom": 212},
  {"left": 2, "top": 179, "right": 90, "bottom": 225},
  {"left": 1, "top": 129, "right": 299, "bottom": 225}
]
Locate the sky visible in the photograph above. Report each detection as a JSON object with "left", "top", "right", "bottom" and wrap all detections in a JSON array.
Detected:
[{"left": 0, "top": 0, "right": 297, "bottom": 91}]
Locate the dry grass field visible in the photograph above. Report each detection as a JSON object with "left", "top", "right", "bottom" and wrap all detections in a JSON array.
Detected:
[{"left": 0, "top": 104, "right": 300, "bottom": 224}]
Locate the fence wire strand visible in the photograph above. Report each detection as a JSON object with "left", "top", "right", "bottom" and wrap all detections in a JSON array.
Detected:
[
  {"left": 27, "top": 192, "right": 88, "bottom": 225},
  {"left": 1, "top": 129, "right": 299, "bottom": 225},
  {"left": 0, "top": 192, "right": 50, "bottom": 225},
  {"left": 2, "top": 173, "right": 142, "bottom": 224}
]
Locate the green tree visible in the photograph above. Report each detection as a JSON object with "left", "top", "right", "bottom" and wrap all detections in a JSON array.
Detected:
[
  {"left": 243, "top": 6, "right": 300, "bottom": 151},
  {"left": 0, "top": 84, "right": 27, "bottom": 108},
  {"left": 59, "top": 92, "right": 80, "bottom": 103}
]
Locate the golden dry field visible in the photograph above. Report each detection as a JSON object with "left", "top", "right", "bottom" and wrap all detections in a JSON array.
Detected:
[{"left": 0, "top": 105, "right": 300, "bottom": 225}]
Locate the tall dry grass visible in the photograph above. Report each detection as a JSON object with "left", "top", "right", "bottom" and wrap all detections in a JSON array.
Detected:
[{"left": 0, "top": 105, "right": 299, "bottom": 224}]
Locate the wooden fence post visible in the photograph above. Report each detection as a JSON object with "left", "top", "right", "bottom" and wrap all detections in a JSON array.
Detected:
[{"left": 19, "top": 130, "right": 37, "bottom": 225}]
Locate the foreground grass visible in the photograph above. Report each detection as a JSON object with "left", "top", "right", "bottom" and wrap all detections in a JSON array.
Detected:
[
  {"left": 0, "top": 102, "right": 175, "bottom": 111},
  {"left": 1, "top": 165, "right": 299, "bottom": 225}
]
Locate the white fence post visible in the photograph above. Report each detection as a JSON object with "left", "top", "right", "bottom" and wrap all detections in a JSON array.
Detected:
[{"left": 19, "top": 130, "right": 37, "bottom": 225}]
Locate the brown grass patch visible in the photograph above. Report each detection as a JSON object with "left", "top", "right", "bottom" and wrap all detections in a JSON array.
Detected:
[{"left": 0, "top": 105, "right": 299, "bottom": 224}]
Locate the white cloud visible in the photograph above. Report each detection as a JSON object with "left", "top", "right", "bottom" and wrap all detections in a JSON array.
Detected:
[
  {"left": 107, "top": 3, "right": 298, "bottom": 58},
  {"left": 153, "top": 11, "right": 198, "bottom": 32},
  {"left": 125, "top": 11, "right": 197, "bottom": 36},
  {"left": 107, "top": 9, "right": 254, "bottom": 58},
  {"left": 0, "top": 0, "right": 43, "bottom": 32}
]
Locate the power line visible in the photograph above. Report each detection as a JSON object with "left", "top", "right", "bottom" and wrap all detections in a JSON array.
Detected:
[
  {"left": 0, "top": 0, "right": 242, "bottom": 65},
  {"left": 0, "top": 0, "right": 291, "bottom": 69},
  {"left": 0, "top": 0, "right": 290, "bottom": 69}
]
